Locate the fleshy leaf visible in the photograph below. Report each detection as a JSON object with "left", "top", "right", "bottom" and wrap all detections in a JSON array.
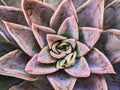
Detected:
[
  {"left": 25, "top": 54, "right": 58, "bottom": 75},
  {"left": 38, "top": 46, "right": 57, "bottom": 64},
  {"left": 9, "top": 75, "right": 53, "bottom": 90},
  {"left": 79, "top": 27, "right": 102, "bottom": 48},
  {"left": 1, "top": 0, "right": 21, "bottom": 8},
  {"left": 87, "top": 48, "right": 115, "bottom": 74},
  {"left": 43, "top": 0, "right": 62, "bottom": 10},
  {"left": 4, "top": 22, "right": 39, "bottom": 56},
  {"left": 74, "top": 75, "right": 108, "bottom": 90},
  {"left": 63, "top": 39, "right": 76, "bottom": 49},
  {"left": 50, "top": 51, "right": 66, "bottom": 59},
  {"left": 0, "top": 50, "right": 38, "bottom": 81},
  {"left": 47, "top": 71, "right": 77, "bottom": 90},
  {"left": 50, "top": 0, "right": 78, "bottom": 31},
  {"left": 104, "top": 0, "right": 120, "bottom": 30},
  {"left": 0, "top": 6, "right": 28, "bottom": 44},
  {"left": 4, "top": 21, "right": 40, "bottom": 56},
  {"left": 47, "top": 34, "right": 67, "bottom": 49},
  {"left": 32, "top": 23, "right": 56, "bottom": 49},
  {"left": 22, "top": 0, "right": 54, "bottom": 26},
  {"left": 76, "top": 41, "right": 90, "bottom": 57},
  {"left": 77, "top": 0, "right": 104, "bottom": 29},
  {"left": 65, "top": 57, "right": 90, "bottom": 77},
  {"left": 95, "top": 29, "right": 120, "bottom": 64},
  {"left": 58, "top": 16, "right": 79, "bottom": 40}
]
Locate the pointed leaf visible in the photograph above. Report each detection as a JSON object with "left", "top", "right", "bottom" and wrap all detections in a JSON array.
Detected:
[
  {"left": 87, "top": 48, "right": 115, "bottom": 74},
  {"left": 32, "top": 23, "right": 56, "bottom": 49},
  {"left": 58, "top": 16, "right": 79, "bottom": 40},
  {"left": 1, "top": 0, "right": 21, "bottom": 8},
  {"left": 9, "top": 75, "right": 53, "bottom": 90},
  {"left": 43, "top": 0, "right": 62, "bottom": 10},
  {"left": 25, "top": 54, "right": 58, "bottom": 75},
  {"left": 0, "top": 6, "right": 28, "bottom": 44},
  {"left": 47, "top": 71, "right": 77, "bottom": 90},
  {"left": 80, "top": 27, "right": 102, "bottom": 48},
  {"left": 38, "top": 46, "right": 57, "bottom": 64},
  {"left": 104, "top": 0, "right": 120, "bottom": 30},
  {"left": 22, "top": 0, "right": 54, "bottom": 26},
  {"left": 4, "top": 21, "right": 40, "bottom": 56},
  {"left": 95, "top": 29, "right": 120, "bottom": 64},
  {"left": 50, "top": 0, "right": 78, "bottom": 31},
  {"left": 0, "top": 50, "right": 38, "bottom": 81},
  {"left": 76, "top": 41, "right": 89, "bottom": 57},
  {"left": 47, "top": 34, "right": 67, "bottom": 49},
  {"left": 50, "top": 51, "right": 66, "bottom": 59},
  {"left": 63, "top": 39, "right": 76, "bottom": 49},
  {"left": 0, "top": 6, "right": 28, "bottom": 25},
  {"left": 65, "top": 57, "right": 90, "bottom": 77},
  {"left": 77, "top": 0, "right": 104, "bottom": 29},
  {"left": 74, "top": 75, "right": 108, "bottom": 90}
]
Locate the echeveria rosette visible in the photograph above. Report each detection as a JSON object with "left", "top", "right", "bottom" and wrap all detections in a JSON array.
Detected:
[
  {"left": 20, "top": 0, "right": 114, "bottom": 89},
  {"left": 0, "top": 0, "right": 119, "bottom": 90}
]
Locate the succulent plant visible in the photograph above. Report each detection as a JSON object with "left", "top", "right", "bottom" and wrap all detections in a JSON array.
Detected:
[{"left": 0, "top": 0, "right": 120, "bottom": 90}]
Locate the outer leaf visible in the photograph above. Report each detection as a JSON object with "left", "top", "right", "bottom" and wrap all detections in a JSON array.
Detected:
[
  {"left": 0, "top": 50, "right": 38, "bottom": 81},
  {"left": 0, "top": 6, "right": 28, "bottom": 44},
  {"left": 95, "top": 29, "right": 120, "bottom": 64},
  {"left": 1, "top": 0, "right": 21, "bottom": 8},
  {"left": 47, "top": 71, "right": 77, "bottom": 90},
  {"left": 9, "top": 75, "right": 54, "bottom": 90},
  {"left": 77, "top": 0, "right": 104, "bottom": 29},
  {"left": 87, "top": 48, "right": 115, "bottom": 74},
  {"left": 79, "top": 27, "right": 102, "bottom": 48},
  {"left": 4, "top": 21, "right": 40, "bottom": 56},
  {"left": 74, "top": 75, "right": 108, "bottom": 90},
  {"left": 104, "top": 0, "right": 120, "bottom": 30},
  {"left": 22, "top": 0, "right": 54, "bottom": 26}
]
